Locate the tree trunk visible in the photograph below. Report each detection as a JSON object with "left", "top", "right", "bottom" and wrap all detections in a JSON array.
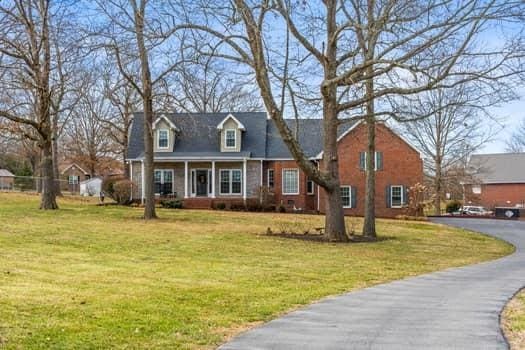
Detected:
[
  {"left": 40, "top": 137, "right": 58, "bottom": 209},
  {"left": 362, "top": 76, "right": 377, "bottom": 238},
  {"left": 52, "top": 132, "right": 62, "bottom": 196},
  {"left": 434, "top": 158, "right": 442, "bottom": 216},
  {"left": 134, "top": 2, "right": 157, "bottom": 220}
]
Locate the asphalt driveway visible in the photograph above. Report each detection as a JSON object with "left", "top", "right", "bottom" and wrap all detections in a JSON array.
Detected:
[{"left": 220, "top": 218, "right": 525, "bottom": 350}]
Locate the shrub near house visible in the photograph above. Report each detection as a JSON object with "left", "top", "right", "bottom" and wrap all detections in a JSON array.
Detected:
[{"left": 128, "top": 112, "right": 423, "bottom": 218}]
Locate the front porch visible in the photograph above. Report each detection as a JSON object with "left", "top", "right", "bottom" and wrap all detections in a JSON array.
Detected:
[{"left": 130, "top": 159, "right": 263, "bottom": 207}]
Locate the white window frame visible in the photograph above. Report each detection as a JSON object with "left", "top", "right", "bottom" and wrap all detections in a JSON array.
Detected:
[
  {"left": 225, "top": 129, "right": 236, "bottom": 149},
  {"left": 341, "top": 186, "right": 352, "bottom": 208},
  {"left": 154, "top": 169, "right": 174, "bottom": 195},
  {"left": 219, "top": 169, "right": 242, "bottom": 195},
  {"left": 267, "top": 169, "right": 274, "bottom": 188},
  {"left": 157, "top": 129, "right": 169, "bottom": 149},
  {"left": 307, "top": 178, "right": 314, "bottom": 195},
  {"left": 390, "top": 185, "right": 403, "bottom": 208},
  {"left": 68, "top": 175, "right": 79, "bottom": 185},
  {"left": 472, "top": 185, "right": 482, "bottom": 194},
  {"left": 282, "top": 168, "right": 299, "bottom": 195}
]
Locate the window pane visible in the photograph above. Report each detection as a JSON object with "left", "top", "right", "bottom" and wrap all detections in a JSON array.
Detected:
[
  {"left": 231, "top": 170, "right": 241, "bottom": 194},
  {"left": 158, "top": 130, "right": 168, "bottom": 148},
  {"left": 226, "top": 130, "right": 236, "bottom": 147},
  {"left": 283, "top": 169, "right": 298, "bottom": 194},
  {"left": 341, "top": 187, "right": 350, "bottom": 207},
  {"left": 163, "top": 171, "right": 172, "bottom": 184},
  {"left": 307, "top": 179, "right": 314, "bottom": 194},
  {"left": 268, "top": 169, "right": 274, "bottom": 187},
  {"left": 220, "top": 170, "right": 230, "bottom": 193},
  {"left": 391, "top": 186, "right": 402, "bottom": 206},
  {"left": 154, "top": 171, "right": 162, "bottom": 183}
]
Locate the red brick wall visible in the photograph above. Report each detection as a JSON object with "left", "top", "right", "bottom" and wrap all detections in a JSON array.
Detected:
[
  {"left": 315, "top": 122, "right": 424, "bottom": 218},
  {"left": 464, "top": 183, "right": 525, "bottom": 209}
]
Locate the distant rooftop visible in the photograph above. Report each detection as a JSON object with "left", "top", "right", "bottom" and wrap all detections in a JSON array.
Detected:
[
  {"left": 469, "top": 153, "right": 525, "bottom": 184},
  {"left": 0, "top": 169, "right": 15, "bottom": 177}
]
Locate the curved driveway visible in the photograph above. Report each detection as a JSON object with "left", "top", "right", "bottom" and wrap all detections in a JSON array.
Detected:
[{"left": 220, "top": 218, "right": 525, "bottom": 350}]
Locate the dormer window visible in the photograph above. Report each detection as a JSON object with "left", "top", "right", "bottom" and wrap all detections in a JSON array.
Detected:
[
  {"left": 158, "top": 129, "right": 169, "bottom": 149},
  {"left": 225, "top": 129, "right": 236, "bottom": 148}
]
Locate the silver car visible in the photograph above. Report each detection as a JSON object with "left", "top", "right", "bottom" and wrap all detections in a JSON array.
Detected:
[{"left": 461, "top": 206, "right": 493, "bottom": 216}]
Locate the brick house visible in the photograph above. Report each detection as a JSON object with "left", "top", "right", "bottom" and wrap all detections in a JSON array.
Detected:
[
  {"left": 464, "top": 153, "right": 525, "bottom": 209},
  {"left": 60, "top": 163, "right": 90, "bottom": 193},
  {"left": 127, "top": 112, "right": 423, "bottom": 217}
]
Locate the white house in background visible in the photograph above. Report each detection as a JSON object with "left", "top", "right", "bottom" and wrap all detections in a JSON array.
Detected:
[{"left": 80, "top": 177, "right": 102, "bottom": 197}]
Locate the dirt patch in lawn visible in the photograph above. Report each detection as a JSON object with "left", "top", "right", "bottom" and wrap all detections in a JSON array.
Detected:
[{"left": 262, "top": 231, "right": 394, "bottom": 243}]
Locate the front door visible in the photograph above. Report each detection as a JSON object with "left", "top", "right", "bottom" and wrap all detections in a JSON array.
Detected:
[{"left": 196, "top": 170, "right": 208, "bottom": 196}]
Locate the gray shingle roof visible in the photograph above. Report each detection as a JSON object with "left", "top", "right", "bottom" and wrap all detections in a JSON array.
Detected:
[
  {"left": 128, "top": 112, "right": 357, "bottom": 160},
  {"left": 0, "top": 169, "right": 14, "bottom": 177},
  {"left": 469, "top": 153, "right": 525, "bottom": 184}
]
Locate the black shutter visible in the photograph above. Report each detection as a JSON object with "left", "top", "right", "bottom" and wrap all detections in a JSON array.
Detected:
[
  {"left": 359, "top": 152, "right": 366, "bottom": 170},
  {"left": 385, "top": 185, "right": 391, "bottom": 208},
  {"left": 351, "top": 186, "right": 357, "bottom": 208}
]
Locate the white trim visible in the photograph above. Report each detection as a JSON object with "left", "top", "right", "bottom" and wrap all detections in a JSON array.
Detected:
[
  {"left": 341, "top": 185, "right": 352, "bottom": 208},
  {"left": 211, "top": 161, "right": 216, "bottom": 198},
  {"left": 219, "top": 168, "right": 243, "bottom": 195},
  {"left": 259, "top": 160, "right": 263, "bottom": 187},
  {"left": 157, "top": 129, "right": 170, "bottom": 150},
  {"left": 243, "top": 159, "right": 247, "bottom": 200},
  {"left": 129, "top": 161, "right": 133, "bottom": 201},
  {"left": 216, "top": 113, "right": 246, "bottom": 131},
  {"left": 141, "top": 160, "right": 145, "bottom": 205},
  {"left": 184, "top": 161, "right": 188, "bottom": 198},
  {"left": 224, "top": 129, "right": 237, "bottom": 148},
  {"left": 153, "top": 114, "right": 179, "bottom": 131},
  {"left": 315, "top": 121, "right": 363, "bottom": 159},
  {"left": 317, "top": 184, "right": 320, "bottom": 211},
  {"left": 390, "top": 185, "right": 403, "bottom": 208},
  {"left": 282, "top": 168, "right": 300, "bottom": 195},
  {"left": 61, "top": 163, "right": 89, "bottom": 175},
  {"left": 153, "top": 169, "right": 174, "bottom": 195}
]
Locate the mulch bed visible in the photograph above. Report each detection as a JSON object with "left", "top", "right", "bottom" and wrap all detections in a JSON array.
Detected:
[{"left": 262, "top": 231, "right": 381, "bottom": 243}]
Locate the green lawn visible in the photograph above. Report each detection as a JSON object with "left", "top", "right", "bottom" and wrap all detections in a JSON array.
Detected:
[
  {"left": 0, "top": 193, "right": 513, "bottom": 349},
  {"left": 503, "top": 289, "right": 525, "bottom": 349}
]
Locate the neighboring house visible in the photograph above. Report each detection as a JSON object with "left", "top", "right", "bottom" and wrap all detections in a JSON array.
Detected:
[
  {"left": 0, "top": 169, "right": 15, "bottom": 190},
  {"left": 127, "top": 112, "right": 424, "bottom": 218},
  {"left": 464, "top": 153, "right": 525, "bottom": 209},
  {"left": 61, "top": 163, "right": 90, "bottom": 193},
  {"left": 80, "top": 177, "right": 102, "bottom": 197}
]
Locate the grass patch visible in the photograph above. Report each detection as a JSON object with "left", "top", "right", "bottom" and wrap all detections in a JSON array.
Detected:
[
  {"left": 503, "top": 289, "right": 525, "bottom": 349},
  {"left": 0, "top": 193, "right": 514, "bottom": 349}
]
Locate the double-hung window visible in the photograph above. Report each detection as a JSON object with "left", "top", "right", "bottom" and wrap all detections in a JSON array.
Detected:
[
  {"left": 390, "top": 185, "right": 403, "bottom": 208},
  {"left": 158, "top": 129, "right": 169, "bottom": 149},
  {"left": 225, "top": 129, "right": 236, "bottom": 148},
  {"left": 282, "top": 169, "right": 299, "bottom": 195},
  {"left": 68, "top": 175, "right": 79, "bottom": 185},
  {"left": 154, "top": 169, "right": 173, "bottom": 195},
  {"left": 341, "top": 186, "right": 352, "bottom": 208},
  {"left": 359, "top": 151, "right": 383, "bottom": 171},
  {"left": 220, "top": 169, "right": 242, "bottom": 195}
]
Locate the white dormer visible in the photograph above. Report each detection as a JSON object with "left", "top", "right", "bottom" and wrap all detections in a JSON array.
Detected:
[
  {"left": 153, "top": 115, "right": 179, "bottom": 152},
  {"left": 217, "top": 114, "right": 245, "bottom": 152}
]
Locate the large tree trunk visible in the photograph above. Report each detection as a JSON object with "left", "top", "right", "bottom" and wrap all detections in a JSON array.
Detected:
[
  {"left": 362, "top": 74, "right": 377, "bottom": 238},
  {"left": 40, "top": 137, "right": 58, "bottom": 209},
  {"left": 134, "top": 2, "right": 157, "bottom": 220}
]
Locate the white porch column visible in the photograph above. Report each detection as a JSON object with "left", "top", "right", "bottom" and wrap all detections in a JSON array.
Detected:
[
  {"left": 211, "top": 161, "right": 216, "bottom": 198},
  {"left": 243, "top": 158, "right": 247, "bottom": 200},
  {"left": 184, "top": 161, "right": 188, "bottom": 198},
  {"left": 141, "top": 160, "right": 145, "bottom": 205},
  {"left": 129, "top": 161, "right": 133, "bottom": 201},
  {"left": 259, "top": 160, "right": 263, "bottom": 186}
]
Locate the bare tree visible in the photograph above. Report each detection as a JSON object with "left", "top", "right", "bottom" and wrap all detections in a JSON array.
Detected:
[
  {"left": 505, "top": 118, "right": 525, "bottom": 153},
  {"left": 0, "top": 0, "right": 70, "bottom": 209},
  {"left": 400, "top": 84, "right": 504, "bottom": 215},
  {"left": 92, "top": 0, "right": 188, "bottom": 219},
  {"left": 176, "top": 0, "right": 524, "bottom": 240}
]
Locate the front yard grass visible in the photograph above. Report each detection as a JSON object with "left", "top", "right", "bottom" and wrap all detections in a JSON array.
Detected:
[
  {"left": 503, "top": 289, "right": 525, "bottom": 349},
  {"left": 0, "top": 193, "right": 514, "bottom": 349}
]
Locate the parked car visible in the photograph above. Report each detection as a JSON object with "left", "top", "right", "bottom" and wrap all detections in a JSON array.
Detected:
[{"left": 461, "top": 206, "right": 493, "bottom": 216}]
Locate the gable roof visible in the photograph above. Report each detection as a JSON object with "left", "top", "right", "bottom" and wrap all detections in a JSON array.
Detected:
[
  {"left": 469, "top": 153, "right": 525, "bottom": 184},
  {"left": 216, "top": 114, "right": 246, "bottom": 131},
  {"left": 153, "top": 114, "right": 179, "bottom": 131},
  {"left": 0, "top": 169, "right": 14, "bottom": 177},
  {"left": 61, "top": 163, "right": 89, "bottom": 175}
]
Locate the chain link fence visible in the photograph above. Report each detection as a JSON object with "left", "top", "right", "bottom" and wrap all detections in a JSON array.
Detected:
[{"left": 0, "top": 175, "right": 83, "bottom": 195}]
